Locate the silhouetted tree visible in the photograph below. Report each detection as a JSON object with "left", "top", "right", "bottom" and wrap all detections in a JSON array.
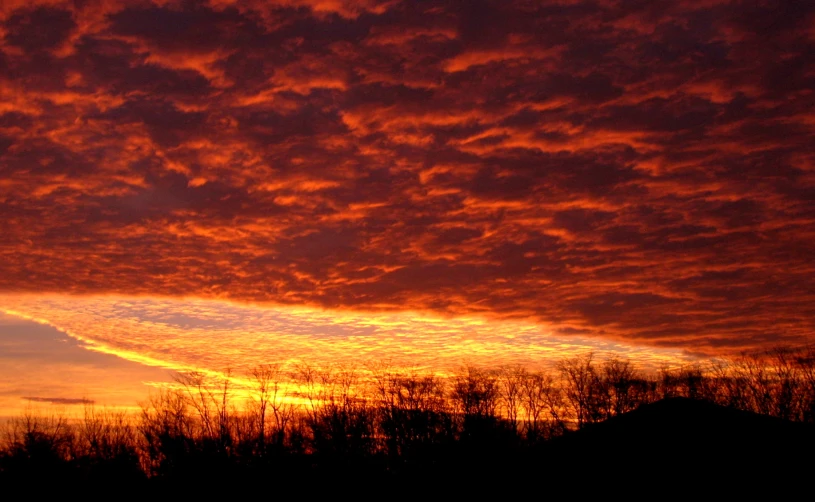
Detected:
[{"left": 558, "top": 353, "right": 602, "bottom": 428}]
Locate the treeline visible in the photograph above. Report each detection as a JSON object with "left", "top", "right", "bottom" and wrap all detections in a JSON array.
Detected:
[{"left": 3, "top": 347, "right": 815, "bottom": 488}]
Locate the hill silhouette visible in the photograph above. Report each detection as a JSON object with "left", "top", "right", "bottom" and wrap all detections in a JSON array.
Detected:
[{"left": 541, "top": 397, "right": 815, "bottom": 492}]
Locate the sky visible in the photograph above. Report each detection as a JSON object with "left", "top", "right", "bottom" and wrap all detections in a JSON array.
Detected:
[
  {"left": 0, "top": 1, "right": 814, "bottom": 413},
  {"left": 0, "top": 312, "right": 168, "bottom": 417}
]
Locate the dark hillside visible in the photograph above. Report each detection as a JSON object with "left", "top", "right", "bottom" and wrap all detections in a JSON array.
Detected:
[{"left": 541, "top": 397, "right": 815, "bottom": 491}]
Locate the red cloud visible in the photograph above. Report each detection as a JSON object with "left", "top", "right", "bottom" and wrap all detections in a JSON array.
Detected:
[{"left": 1, "top": 0, "right": 814, "bottom": 356}]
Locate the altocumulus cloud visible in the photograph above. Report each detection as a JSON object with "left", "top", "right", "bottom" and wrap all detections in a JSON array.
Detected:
[{"left": 0, "top": 0, "right": 813, "bottom": 356}]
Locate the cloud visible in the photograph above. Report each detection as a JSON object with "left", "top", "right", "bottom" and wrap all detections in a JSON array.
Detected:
[
  {"left": 0, "top": 0, "right": 813, "bottom": 356},
  {"left": 1, "top": 295, "right": 697, "bottom": 374},
  {"left": 23, "top": 396, "right": 94, "bottom": 405}
]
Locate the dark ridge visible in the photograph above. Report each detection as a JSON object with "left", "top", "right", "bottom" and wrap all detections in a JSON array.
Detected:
[{"left": 541, "top": 397, "right": 815, "bottom": 491}]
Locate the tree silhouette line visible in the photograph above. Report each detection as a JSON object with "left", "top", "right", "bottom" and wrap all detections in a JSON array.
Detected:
[{"left": 3, "top": 347, "right": 815, "bottom": 489}]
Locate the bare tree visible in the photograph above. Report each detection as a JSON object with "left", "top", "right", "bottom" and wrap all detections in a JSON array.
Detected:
[
  {"left": 520, "top": 369, "right": 565, "bottom": 440},
  {"left": 601, "top": 357, "right": 639, "bottom": 417},
  {"left": 248, "top": 364, "right": 292, "bottom": 450},
  {"left": 498, "top": 366, "right": 524, "bottom": 433},
  {"left": 558, "top": 353, "right": 601, "bottom": 428}
]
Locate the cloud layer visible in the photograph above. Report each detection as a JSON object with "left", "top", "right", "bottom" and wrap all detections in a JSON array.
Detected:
[
  {"left": 1, "top": 0, "right": 814, "bottom": 355},
  {"left": 1, "top": 294, "right": 695, "bottom": 375}
]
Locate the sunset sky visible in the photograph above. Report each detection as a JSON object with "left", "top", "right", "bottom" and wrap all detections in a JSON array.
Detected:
[{"left": 1, "top": 0, "right": 814, "bottom": 415}]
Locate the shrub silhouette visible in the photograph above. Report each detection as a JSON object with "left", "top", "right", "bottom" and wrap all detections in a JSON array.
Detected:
[{"left": 3, "top": 347, "right": 815, "bottom": 489}]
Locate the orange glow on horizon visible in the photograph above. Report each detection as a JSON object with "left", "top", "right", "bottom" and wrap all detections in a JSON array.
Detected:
[{"left": 0, "top": 292, "right": 706, "bottom": 419}]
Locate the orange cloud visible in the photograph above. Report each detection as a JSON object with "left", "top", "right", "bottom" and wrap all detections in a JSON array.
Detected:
[
  {"left": 0, "top": 294, "right": 697, "bottom": 376},
  {"left": 0, "top": 0, "right": 813, "bottom": 358}
]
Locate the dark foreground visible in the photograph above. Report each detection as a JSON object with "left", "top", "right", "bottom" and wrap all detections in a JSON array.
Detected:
[{"left": 2, "top": 397, "right": 813, "bottom": 495}]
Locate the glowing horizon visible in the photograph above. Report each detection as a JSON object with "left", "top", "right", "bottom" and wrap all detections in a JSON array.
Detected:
[{"left": 0, "top": 292, "right": 703, "bottom": 418}]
